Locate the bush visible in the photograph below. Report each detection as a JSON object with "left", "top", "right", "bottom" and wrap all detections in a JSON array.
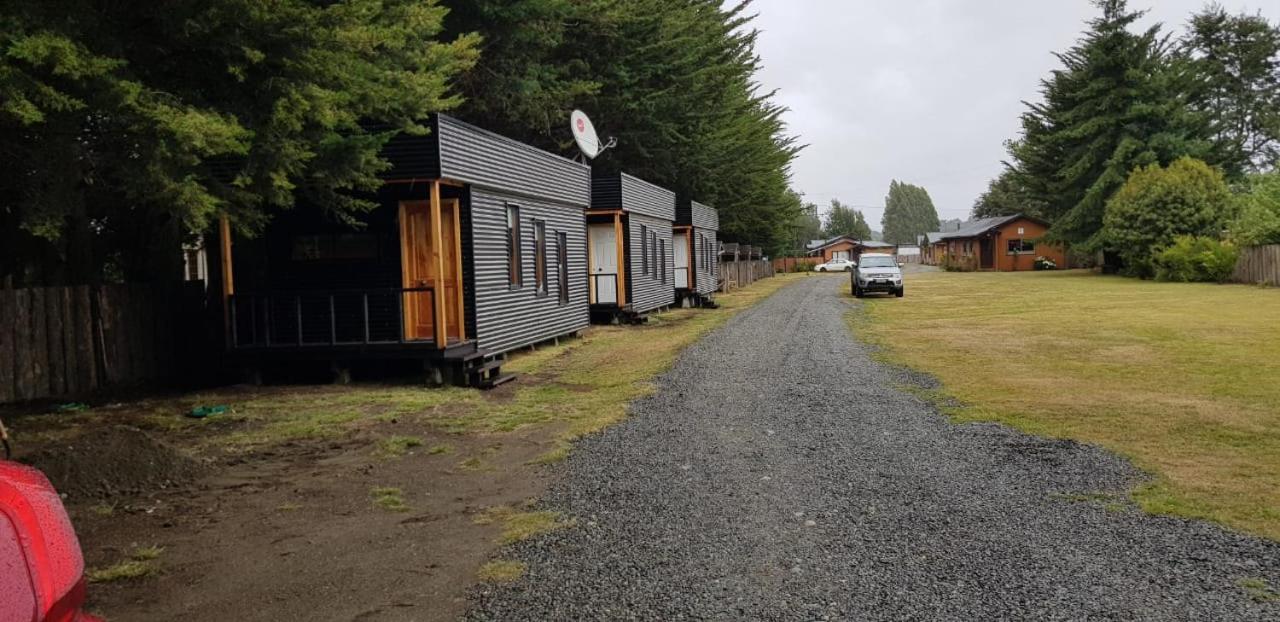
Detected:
[
  {"left": 1103, "top": 157, "right": 1236, "bottom": 278},
  {"left": 1033, "top": 256, "right": 1057, "bottom": 270},
  {"left": 792, "top": 262, "right": 815, "bottom": 273},
  {"left": 940, "top": 255, "right": 974, "bottom": 272},
  {"left": 1230, "top": 172, "right": 1280, "bottom": 247},
  {"left": 1152, "top": 236, "right": 1239, "bottom": 283}
]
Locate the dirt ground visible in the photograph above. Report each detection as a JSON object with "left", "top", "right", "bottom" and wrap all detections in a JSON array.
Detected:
[{"left": 5, "top": 384, "right": 560, "bottom": 621}]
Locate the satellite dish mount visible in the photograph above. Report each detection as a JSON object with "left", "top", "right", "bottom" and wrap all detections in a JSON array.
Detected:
[{"left": 570, "top": 109, "right": 615, "bottom": 162}]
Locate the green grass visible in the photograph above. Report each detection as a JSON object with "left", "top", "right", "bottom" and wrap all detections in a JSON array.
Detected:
[
  {"left": 376, "top": 435, "right": 424, "bottom": 458},
  {"left": 87, "top": 545, "right": 164, "bottom": 583},
  {"left": 474, "top": 506, "right": 576, "bottom": 544},
  {"left": 370, "top": 486, "right": 409, "bottom": 512},
  {"left": 854, "top": 270, "right": 1280, "bottom": 540},
  {"left": 476, "top": 560, "right": 526, "bottom": 583},
  {"left": 1238, "top": 577, "right": 1280, "bottom": 602},
  {"left": 426, "top": 443, "right": 454, "bottom": 455}
]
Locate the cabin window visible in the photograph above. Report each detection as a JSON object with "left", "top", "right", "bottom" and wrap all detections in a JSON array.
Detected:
[
  {"left": 291, "top": 233, "right": 378, "bottom": 262},
  {"left": 534, "top": 220, "right": 548, "bottom": 295},
  {"left": 659, "top": 239, "right": 667, "bottom": 283},
  {"left": 650, "top": 231, "right": 658, "bottom": 279},
  {"left": 557, "top": 231, "right": 569, "bottom": 305},
  {"left": 507, "top": 205, "right": 522, "bottom": 288},
  {"left": 1006, "top": 239, "right": 1035, "bottom": 255},
  {"left": 641, "top": 225, "right": 649, "bottom": 275}
]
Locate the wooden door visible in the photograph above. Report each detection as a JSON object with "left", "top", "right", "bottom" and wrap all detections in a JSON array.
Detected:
[
  {"left": 440, "top": 199, "right": 463, "bottom": 342},
  {"left": 980, "top": 238, "right": 994, "bottom": 270},
  {"left": 400, "top": 201, "right": 435, "bottom": 341},
  {"left": 673, "top": 232, "right": 689, "bottom": 289},
  {"left": 589, "top": 224, "right": 618, "bottom": 304}
]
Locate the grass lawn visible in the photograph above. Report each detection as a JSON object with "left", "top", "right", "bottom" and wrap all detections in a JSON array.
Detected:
[{"left": 854, "top": 269, "right": 1280, "bottom": 540}]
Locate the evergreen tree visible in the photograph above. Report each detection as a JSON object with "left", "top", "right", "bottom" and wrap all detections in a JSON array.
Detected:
[
  {"left": 972, "top": 165, "right": 1046, "bottom": 219},
  {"left": 444, "top": 0, "right": 803, "bottom": 252},
  {"left": 881, "top": 180, "right": 940, "bottom": 245},
  {"left": 823, "top": 200, "right": 871, "bottom": 239},
  {"left": 1008, "top": 0, "right": 1212, "bottom": 251},
  {"left": 787, "top": 200, "right": 823, "bottom": 252},
  {"left": 0, "top": 0, "right": 478, "bottom": 285},
  {"left": 1179, "top": 6, "right": 1280, "bottom": 173}
]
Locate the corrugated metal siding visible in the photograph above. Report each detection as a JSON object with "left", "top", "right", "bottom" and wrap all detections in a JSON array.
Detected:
[
  {"left": 591, "top": 175, "right": 623, "bottom": 210},
  {"left": 469, "top": 188, "right": 589, "bottom": 353},
  {"left": 438, "top": 116, "right": 590, "bottom": 208},
  {"left": 620, "top": 174, "right": 676, "bottom": 220},
  {"left": 626, "top": 213, "right": 675, "bottom": 313},
  {"left": 677, "top": 200, "right": 719, "bottom": 231},
  {"left": 693, "top": 228, "right": 719, "bottom": 295}
]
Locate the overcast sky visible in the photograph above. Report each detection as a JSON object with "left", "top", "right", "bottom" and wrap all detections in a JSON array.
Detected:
[{"left": 747, "top": 0, "right": 1279, "bottom": 228}]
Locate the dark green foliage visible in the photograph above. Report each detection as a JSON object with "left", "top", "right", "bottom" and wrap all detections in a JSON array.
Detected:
[
  {"left": 1007, "top": 0, "right": 1213, "bottom": 251},
  {"left": 972, "top": 165, "right": 1046, "bottom": 219},
  {"left": 1103, "top": 158, "right": 1236, "bottom": 277},
  {"left": 881, "top": 181, "right": 940, "bottom": 245},
  {"left": 1179, "top": 6, "right": 1280, "bottom": 173},
  {"left": 823, "top": 200, "right": 872, "bottom": 239},
  {"left": 1230, "top": 172, "right": 1280, "bottom": 246},
  {"left": 783, "top": 199, "right": 822, "bottom": 254},
  {"left": 1152, "top": 236, "right": 1240, "bottom": 282},
  {"left": 445, "top": 0, "right": 802, "bottom": 252},
  {"left": 0, "top": 0, "right": 478, "bottom": 285}
]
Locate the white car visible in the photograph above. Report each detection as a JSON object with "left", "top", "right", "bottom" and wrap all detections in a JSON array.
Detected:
[{"left": 815, "top": 258, "right": 856, "bottom": 272}]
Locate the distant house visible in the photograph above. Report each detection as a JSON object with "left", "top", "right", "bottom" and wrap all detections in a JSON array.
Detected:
[
  {"left": 806, "top": 236, "right": 897, "bottom": 263},
  {"left": 918, "top": 232, "right": 947, "bottom": 265},
  {"left": 932, "top": 214, "right": 1065, "bottom": 271}
]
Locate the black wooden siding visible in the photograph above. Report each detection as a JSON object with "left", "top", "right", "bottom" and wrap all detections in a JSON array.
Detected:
[{"left": 626, "top": 212, "right": 675, "bottom": 313}]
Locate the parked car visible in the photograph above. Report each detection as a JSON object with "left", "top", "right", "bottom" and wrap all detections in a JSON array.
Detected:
[
  {"left": 815, "top": 258, "right": 856, "bottom": 272},
  {"left": 851, "top": 253, "right": 904, "bottom": 298},
  {"left": 1, "top": 459, "right": 102, "bottom": 622}
]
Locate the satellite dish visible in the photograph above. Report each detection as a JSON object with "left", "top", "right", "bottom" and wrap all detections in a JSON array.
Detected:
[{"left": 570, "top": 110, "right": 615, "bottom": 160}]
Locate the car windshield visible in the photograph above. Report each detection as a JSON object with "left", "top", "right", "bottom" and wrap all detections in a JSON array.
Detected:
[{"left": 859, "top": 256, "right": 896, "bottom": 268}]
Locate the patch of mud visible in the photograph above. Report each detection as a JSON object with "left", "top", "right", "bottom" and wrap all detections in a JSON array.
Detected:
[{"left": 18, "top": 425, "right": 205, "bottom": 501}]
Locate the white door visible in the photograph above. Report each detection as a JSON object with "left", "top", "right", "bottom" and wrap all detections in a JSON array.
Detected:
[
  {"left": 673, "top": 232, "right": 689, "bottom": 289},
  {"left": 589, "top": 224, "right": 618, "bottom": 304}
]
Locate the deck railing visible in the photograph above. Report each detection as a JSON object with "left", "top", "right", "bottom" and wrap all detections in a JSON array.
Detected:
[{"left": 229, "top": 287, "right": 435, "bottom": 348}]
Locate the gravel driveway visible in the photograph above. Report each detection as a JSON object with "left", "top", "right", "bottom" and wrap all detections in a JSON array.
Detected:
[{"left": 469, "top": 275, "right": 1280, "bottom": 621}]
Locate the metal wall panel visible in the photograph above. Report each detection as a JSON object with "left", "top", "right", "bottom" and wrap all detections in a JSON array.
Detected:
[
  {"left": 692, "top": 228, "right": 719, "bottom": 295},
  {"left": 468, "top": 188, "right": 590, "bottom": 354},
  {"left": 591, "top": 173, "right": 676, "bottom": 221},
  {"left": 376, "top": 117, "right": 442, "bottom": 181},
  {"left": 438, "top": 116, "right": 590, "bottom": 208},
  {"left": 626, "top": 212, "right": 676, "bottom": 314}
]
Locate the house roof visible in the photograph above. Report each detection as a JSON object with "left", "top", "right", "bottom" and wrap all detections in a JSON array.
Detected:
[
  {"left": 919, "top": 231, "right": 947, "bottom": 245},
  {"left": 938, "top": 214, "right": 1048, "bottom": 240},
  {"left": 808, "top": 236, "right": 896, "bottom": 253}
]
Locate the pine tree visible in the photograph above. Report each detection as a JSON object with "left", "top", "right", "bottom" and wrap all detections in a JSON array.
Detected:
[
  {"left": 972, "top": 165, "right": 1047, "bottom": 219},
  {"left": 881, "top": 181, "right": 940, "bottom": 245},
  {"left": 823, "top": 200, "right": 872, "bottom": 239},
  {"left": 1009, "top": 0, "right": 1212, "bottom": 250}
]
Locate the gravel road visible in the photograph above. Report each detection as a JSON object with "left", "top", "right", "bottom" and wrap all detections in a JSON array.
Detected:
[{"left": 469, "top": 275, "right": 1280, "bottom": 621}]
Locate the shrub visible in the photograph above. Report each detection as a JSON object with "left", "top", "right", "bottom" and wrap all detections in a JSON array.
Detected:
[
  {"left": 940, "top": 255, "right": 974, "bottom": 272},
  {"left": 1230, "top": 172, "right": 1280, "bottom": 247},
  {"left": 1103, "top": 157, "right": 1236, "bottom": 278},
  {"left": 1152, "top": 236, "right": 1239, "bottom": 283},
  {"left": 792, "top": 261, "right": 815, "bottom": 273}
]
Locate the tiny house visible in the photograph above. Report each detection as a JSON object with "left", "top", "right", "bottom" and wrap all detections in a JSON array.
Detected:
[
  {"left": 936, "top": 214, "right": 1066, "bottom": 271},
  {"left": 673, "top": 200, "right": 719, "bottom": 307},
  {"left": 587, "top": 173, "right": 677, "bottom": 322},
  {"left": 211, "top": 114, "right": 591, "bottom": 387}
]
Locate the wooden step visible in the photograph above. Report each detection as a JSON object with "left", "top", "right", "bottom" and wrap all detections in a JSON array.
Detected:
[{"left": 474, "top": 372, "right": 517, "bottom": 390}]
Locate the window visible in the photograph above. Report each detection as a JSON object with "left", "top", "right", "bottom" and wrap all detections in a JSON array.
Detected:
[
  {"left": 641, "top": 225, "right": 649, "bottom": 274},
  {"left": 1006, "top": 239, "right": 1035, "bottom": 255},
  {"left": 650, "top": 231, "right": 658, "bottom": 279},
  {"left": 507, "top": 205, "right": 522, "bottom": 287},
  {"left": 659, "top": 239, "right": 667, "bottom": 283},
  {"left": 557, "top": 232, "right": 569, "bottom": 305},
  {"left": 534, "top": 220, "right": 547, "bottom": 294}
]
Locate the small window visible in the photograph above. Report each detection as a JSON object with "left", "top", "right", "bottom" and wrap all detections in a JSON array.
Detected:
[
  {"left": 534, "top": 220, "right": 547, "bottom": 294},
  {"left": 507, "top": 205, "right": 522, "bottom": 287},
  {"left": 659, "top": 239, "right": 666, "bottom": 283},
  {"left": 641, "top": 225, "right": 649, "bottom": 275},
  {"left": 1006, "top": 239, "right": 1035, "bottom": 255},
  {"left": 650, "top": 231, "right": 658, "bottom": 279},
  {"left": 557, "top": 231, "right": 569, "bottom": 305}
]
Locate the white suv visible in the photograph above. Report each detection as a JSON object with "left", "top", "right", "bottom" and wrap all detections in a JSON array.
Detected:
[{"left": 852, "top": 253, "right": 904, "bottom": 298}]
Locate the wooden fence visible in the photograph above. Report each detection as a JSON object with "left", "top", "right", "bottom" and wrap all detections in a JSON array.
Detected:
[
  {"left": 773, "top": 257, "right": 820, "bottom": 273},
  {"left": 0, "top": 284, "right": 204, "bottom": 404},
  {"left": 718, "top": 259, "right": 775, "bottom": 292},
  {"left": 1232, "top": 245, "right": 1280, "bottom": 286}
]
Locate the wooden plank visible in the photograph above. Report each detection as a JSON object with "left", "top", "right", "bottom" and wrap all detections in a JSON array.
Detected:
[
  {"left": 450, "top": 198, "right": 466, "bottom": 342},
  {"left": 0, "top": 290, "right": 14, "bottom": 403},
  {"left": 58, "top": 288, "right": 78, "bottom": 396},
  {"left": 429, "top": 181, "right": 448, "bottom": 346},
  {"left": 29, "top": 288, "right": 48, "bottom": 400},
  {"left": 614, "top": 214, "right": 627, "bottom": 307},
  {"left": 72, "top": 286, "right": 96, "bottom": 392},
  {"left": 13, "top": 290, "right": 34, "bottom": 400},
  {"left": 45, "top": 287, "right": 66, "bottom": 397},
  {"left": 98, "top": 286, "right": 119, "bottom": 386}
]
